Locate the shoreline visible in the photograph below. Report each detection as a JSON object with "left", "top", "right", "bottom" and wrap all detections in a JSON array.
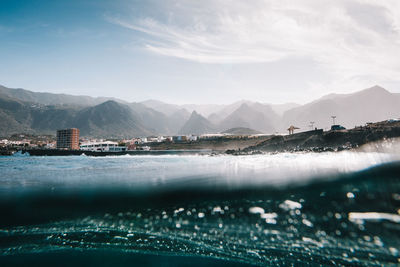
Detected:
[
  {"left": 236, "top": 120, "right": 400, "bottom": 155},
  {"left": 16, "top": 149, "right": 213, "bottom": 157},
  {"left": 2, "top": 120, "right": 400, "bottom": 157}
]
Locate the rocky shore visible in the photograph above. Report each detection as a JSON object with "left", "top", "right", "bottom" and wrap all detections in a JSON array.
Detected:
[
  {"left": 230, "top": 120, "right": 400, "bottom": 154},
  {"left": 0, "top": 148, "right": 16, "bottom": 156}
]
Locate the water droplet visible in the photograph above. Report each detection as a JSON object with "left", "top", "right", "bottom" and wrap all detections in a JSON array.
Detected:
[
  {"left": 212, "top": 206, "right": 223, "bottom": 213},
  {"left": 302, "top": 219, "right": 313, "bottom": 227},
  {"left": 279, "top": 200, "right": 302, "bottom": 211}
]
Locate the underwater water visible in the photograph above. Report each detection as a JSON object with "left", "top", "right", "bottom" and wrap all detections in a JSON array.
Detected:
[{"left": 1, "top": 147, "right": 400, "bottom": 266}]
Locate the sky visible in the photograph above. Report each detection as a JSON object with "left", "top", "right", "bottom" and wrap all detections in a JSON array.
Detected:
[{"left": 0, "top": 0, "right": 400, "bottom": 104}]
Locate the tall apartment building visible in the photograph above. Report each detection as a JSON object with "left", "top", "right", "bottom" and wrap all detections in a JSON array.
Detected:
[{"left": 56, "top": 128, "right": 80, "bottom": 150}]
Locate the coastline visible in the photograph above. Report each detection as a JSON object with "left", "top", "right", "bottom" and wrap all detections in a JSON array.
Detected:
[
  {"left": 18, "top": 149, "right": 213, "bottom": 157},
  {"left": 234, "top": 120, "right": 400, "bottom": 154},
  {"left": 2, "top": 120, "right": 400, "bottom": 157}
]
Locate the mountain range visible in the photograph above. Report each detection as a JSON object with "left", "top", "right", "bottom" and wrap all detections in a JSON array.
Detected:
[{"left": 0, "top": 84, "right": 399, "bottom": 138}]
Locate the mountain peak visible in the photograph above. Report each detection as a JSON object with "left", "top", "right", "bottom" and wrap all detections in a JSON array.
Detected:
[
  {"left": 318, "top": 85, "right": 390, "bottom": 102},
  {"left": 95, "top": 100, "right": 125, "bottom": 110},
  {"left": 179, "top": 110, "right": 215, "bottom": 135},
  {"left": 101, "top": 100, "right": 119, "bottom": 105},
  {"left": 363, "top": 85, "right": 388, "bottom": 93},
  {"left": 371, "top": 85, "right": 385, "bottom": 90},
  {"left": 352, "top": 85, "right": 391, "bottom": 97},
  {"left": 236, "top": 103, "right": 251, "bottom": 111},
  {"left": 187, "top": 110, "right": 203, "bottom": 119}
]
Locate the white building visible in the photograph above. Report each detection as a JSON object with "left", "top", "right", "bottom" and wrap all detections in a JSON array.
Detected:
[
  {"left": 188, "top": 135, "right": 198, "bottom": 141},
  {"left": 80, "top": 141, "right": 126, "bottom": 152},
  {"left": 157, "top": 136, "right": 166, "bottom": 142}
]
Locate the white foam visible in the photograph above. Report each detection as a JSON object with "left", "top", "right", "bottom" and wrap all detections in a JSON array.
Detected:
[
  {"left": 279, "top": 200, "right": 302, "bottom": 211},
  {"left": 348, "top": 212, "right": 400, "bottom": 224},
  {"left": 249, "top": 207, "right": 265, "bottom": 214},
  {"left": 260, "top": 212, "right": 278, "bottom": 219}
]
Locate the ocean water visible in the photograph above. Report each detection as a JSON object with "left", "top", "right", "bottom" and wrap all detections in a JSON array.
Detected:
[{"left": 1, "top": 144, "right": 400, "bottom": 266}]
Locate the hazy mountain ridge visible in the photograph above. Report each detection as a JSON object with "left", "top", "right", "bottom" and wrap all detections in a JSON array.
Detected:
[
  {"left": 178, "top": 111, "right": 217, "bottom": 135},
  {"left": 0, "top": 85, "right": 188, "bottom": 137},
  {"left": 140, "top": 99, "right": 298, "bottom": 122},
  {"left": 218, "top": 103, "right": 278, "bottom": 133},
  {"left": 168, "top": 109, "right": 192, "bottom": 133},
  {"left": 0, "top": 95, "right": 33, "bottom": 135},
  {"left": 0, "top": 96, "right": 153, "bottom": 137},
  {"left": 181, "top": 104, "right": 225, "bottom": 117},
  {"left": 1, "top": 84, "right": 399, "bottom": 137},
  {"left": 270, "top": 103, "right": 301, "bottom": 116},
  {"left": 140, "top": 100, "right": 182, "bottom": 116},
  {"left": 281, "top": 85, "right": 400, "bottom": 132},
  {"left": 0, "top": 85, "right": 124, "bottom": 107},
  {"left": 128, "top": 103, "right": 172, "bottom": 135},
  {"left": 74, "top": 101, "right": 152, "bottom": 138}
]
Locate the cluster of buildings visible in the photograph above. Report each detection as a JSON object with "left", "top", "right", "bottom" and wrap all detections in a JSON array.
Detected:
[
  {"left": 53, "top": 128, "right": 266, "bottom": 152},
  {"left": 0, "top": 134, "right": 56, "bottom": 149},
  {"left": 0, "top": 139, "right": 31, "bottom": 147},
  {"left": 0, "top": 128, "right": 270, "bottom": 152},
  {"left": 54, "top": 128, "right": 179, "bottom": 151}
]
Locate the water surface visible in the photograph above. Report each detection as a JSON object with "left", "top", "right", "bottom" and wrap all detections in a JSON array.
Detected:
[{"left": 1, "top": 149, "right": 400, "bottom": 266}]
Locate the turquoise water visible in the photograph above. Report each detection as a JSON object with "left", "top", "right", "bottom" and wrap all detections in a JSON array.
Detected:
[{"left": 1, "top": 150, "right": 400, "bottom": 266}]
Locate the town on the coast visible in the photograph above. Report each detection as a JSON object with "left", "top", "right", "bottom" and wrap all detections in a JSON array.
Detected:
[
  {"left": 1, "top": 117, "right": 400, "bottom": 156},
  {"left": 0, "top": 127, "right": 271, "bottom": 155},
  {"left": 1, "top": 84, "right": 400, "bottom": 156}
]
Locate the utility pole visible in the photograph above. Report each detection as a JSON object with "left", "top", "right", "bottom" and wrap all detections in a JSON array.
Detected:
[
  {"left": 310, "top": 121, "right": 315, "bottom": 130},
  {"left": 331, "top": 116, "right": 336, "bottom": 125}
]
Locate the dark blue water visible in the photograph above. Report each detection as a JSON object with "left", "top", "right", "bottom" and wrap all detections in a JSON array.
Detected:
[{"left": 0, "top": 151, "right": 399, "bottom": 266}]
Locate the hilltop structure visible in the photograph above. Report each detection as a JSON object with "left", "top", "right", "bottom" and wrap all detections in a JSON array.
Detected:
[{"left": 287, "top": 125, "right": 300, "bottom": 135}]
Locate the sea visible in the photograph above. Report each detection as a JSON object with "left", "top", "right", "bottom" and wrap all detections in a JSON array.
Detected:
[{"left": 1, "top": 140, "right": 400, "bottom": 266}]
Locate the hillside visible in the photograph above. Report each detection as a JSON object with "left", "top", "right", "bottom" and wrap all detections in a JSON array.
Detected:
[
  {"left": 0, "top": 95, "right": 33, "bottom": 135},
  {"left": 1, "top": 84, "right": 400, "bottom": 137},
  {"left": 219, "top": 103, "right": 278, "bottom": 134},
  {"left": 243, "top": 120, "right": 400, "bottom": 153},
  {"left": 281, "top": 86, "right": 400, "bottom": 132},
  {"left": 179, "top": 111, "right": 217, "bottom": 135},
  {"left": 0, "top": 85, "right": 123, "bottom": 107},
  {"left": 222, "top": 127, "right": 262, "bottom": 135},
  {"left": 73, "top": 101, "right": 152, "bottom": 138},
  {"left": 0, "top": 97, "right": 152, "bottom": 138},
  {"left": 270, "top": 103, "right": 300, "bottom": 116},
  {"left": 140, "top": 99, "right": 181, "bottom": 116},
  {"left": 168, "top": 109, "right": 191, "bottom": 133},
  {"left": 129, "top": 103, "right": 173, "bottom": 135}
]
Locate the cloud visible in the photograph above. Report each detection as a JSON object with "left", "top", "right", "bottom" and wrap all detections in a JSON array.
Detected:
[{"left": 109, "top": 0, "right": 400, "bottom": 94}]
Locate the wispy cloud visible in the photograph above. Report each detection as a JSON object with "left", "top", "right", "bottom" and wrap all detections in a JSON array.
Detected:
[
  {"left": 108, "top": 0, "right": 400, "bottom": 97},
  {"left": 113, "top": 2, "right": 398, "bottom": 57}
]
